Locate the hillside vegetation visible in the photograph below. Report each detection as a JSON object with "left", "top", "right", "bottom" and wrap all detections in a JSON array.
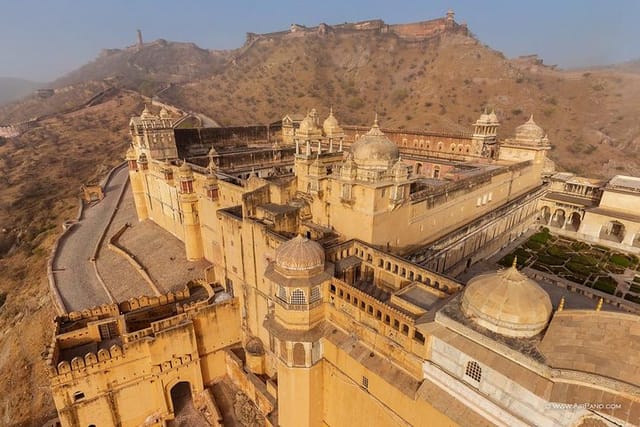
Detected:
[
  {"left": 0, "top": 90, "right": 144, "bottom": 426},
  {"left": 164, "top": 31, "right": 640, "bottom": 178},
  {"left": 0, "top": 20, "right": 638, "bottom": 426}
]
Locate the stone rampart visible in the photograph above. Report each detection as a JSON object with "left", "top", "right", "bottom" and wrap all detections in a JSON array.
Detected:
[{"left": 247, "top": 16, "right": 466, "bottom": 44}]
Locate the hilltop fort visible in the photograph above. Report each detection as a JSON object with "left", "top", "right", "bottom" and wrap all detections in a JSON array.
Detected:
[{"left": 245, "top": 10, "right": 468, "bottom": 44}]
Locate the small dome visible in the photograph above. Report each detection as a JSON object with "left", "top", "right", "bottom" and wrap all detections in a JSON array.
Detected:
[
  {"left": 178, "top": 160, "right": 193, "bottom": 179},
  {"left": 298, "top": 109, "right": 321, "bottom": 135},
  {"left": 245, "top": 337, "right": 265, "bottom": 355},
  {"left": 461, "top": 262, "right": 552, "bottom": 338},
  {"left": 350, "top": 116, "right": 399, "bottom": 169},
  {"left": 488, "top": 109, "right": 499, "bottom": 124},
  {"left": 275, "top": 234, "right": 324, "bottom": 275},
  {"left": 323, "top": 108, "right": 342, "bottom": 135},
  {"left": 391, "top": 157, "right": 409, "bottom": 180},
  {"left": 299, "top": 116, "right": 314, "bottom": 133},
  {"left": 140, "top": 105, "right": 155, "bottom": 119},
  {"left": 159, "top": 107, "right": 170, "bottom": 118},
  {"left": 515, "top": 115, "right": 545, "bottom": 142}
]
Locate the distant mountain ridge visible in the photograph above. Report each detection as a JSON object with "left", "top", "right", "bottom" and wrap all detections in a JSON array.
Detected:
[
  {"left": 1, "top": 14, "right": 639, "bottom": 178},
  {"left": 0, "top": 77, "right": 42, "bottom": 106},
  {"left": 52, "top": 39, "right": 230, "bottom": 96},
  {"left": 0, "top": 14, "right": 639, "bottom": 427}
]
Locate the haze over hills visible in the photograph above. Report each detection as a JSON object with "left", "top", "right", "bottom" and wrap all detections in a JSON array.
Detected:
[
  {"left": 0, "top": 16, "right": 639, "bottom": 425},
  {"left": 0, "top": 77, "right": 42, "bottom": 106},
  {"left": 3, "top": 19, "right": 639, "bottom": 177}
]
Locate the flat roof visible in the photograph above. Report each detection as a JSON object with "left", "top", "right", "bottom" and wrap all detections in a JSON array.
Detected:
[
  {"left": 608, "top": 175, "right": 640, "bottom": 191},
  {"left": 543, "top": 191, "right": 597, "bottom": 207}
]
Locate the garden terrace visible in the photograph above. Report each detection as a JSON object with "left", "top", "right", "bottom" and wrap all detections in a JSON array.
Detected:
[{"left": 499, "top": 228, "right": 640, "bottom": 301}]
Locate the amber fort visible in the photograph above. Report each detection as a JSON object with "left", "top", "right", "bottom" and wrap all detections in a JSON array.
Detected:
[{"left": 42, "top": 14, "right": 640, "bottom": 427}]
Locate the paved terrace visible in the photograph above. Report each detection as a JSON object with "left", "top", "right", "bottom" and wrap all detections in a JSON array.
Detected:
[
  {"left": 53, "top": 165, "right": 210, "bottom": 312},
  {"left": 100, "top": 187, "right": 211, "bottom": 297}
]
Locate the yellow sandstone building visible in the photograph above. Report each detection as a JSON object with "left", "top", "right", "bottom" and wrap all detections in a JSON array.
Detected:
[{"left": 45, "top": 106, "right": 640, "bottom": 426}]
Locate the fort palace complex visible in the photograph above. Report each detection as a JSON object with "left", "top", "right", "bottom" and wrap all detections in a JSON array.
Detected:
[{"left": 44, "top": 102, "right": 640, "bottom": 427}]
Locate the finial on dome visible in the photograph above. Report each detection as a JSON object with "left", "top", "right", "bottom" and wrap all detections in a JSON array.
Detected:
[
  {"left": 528, "top": 114, "right": 535, "bottom": 123},
  {"left": 558, "top": 296, "right": 565, "bottom": 312},
  {"left": 596, "top": 297, "right": 603, "bottom": 311},
  {"left": 512, "top": 256, "right": 518, "bottom": 269},
  {"left": 329, "top": 105, "right": 333, "bottom": 116},
  {"left": 373, "top": 112, "right": 379, "bottom": 127}
]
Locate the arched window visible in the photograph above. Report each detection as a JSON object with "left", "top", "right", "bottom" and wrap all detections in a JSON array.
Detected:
[
  {"left": 291, "top": 289, "right": 306, "bottom": 305},
  {"left": 465, "top": 360, "right": 482, "bottom": 383},
  {"left": 293, "top": 343, "right": 306, "bottom": 366}
]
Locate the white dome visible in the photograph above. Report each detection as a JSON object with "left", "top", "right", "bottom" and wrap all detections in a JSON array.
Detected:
[
  {"left": 350, "top": 117, "right": 399, "bottom": 170},
  {"left": 515, "top": 115, "right": 545, "bottom": 142},
  {"left": 461, "top": 262, "right": 552, "bottom": 338}
]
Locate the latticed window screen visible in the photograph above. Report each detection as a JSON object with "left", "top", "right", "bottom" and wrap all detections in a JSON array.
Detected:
[
  {"left": 310, "top": 286, "right": 321, "bottom": 302},
  {"left": 361, "top": 376, "right": 369, "bottom": 389},
  {"left": 465, "top": 360, "right": 482, "bottom": 383},
  {"left": 291, "top": 289, "right": 306, "bottom": 305},
  {"left": 278, "top": 286, "right": 287, "bottom": 302}
]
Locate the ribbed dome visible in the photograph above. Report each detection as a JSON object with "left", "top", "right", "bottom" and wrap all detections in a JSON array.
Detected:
[
  {"left": 275, "top": 235, "right": 325, "bottom": 275},
  {"left": 461, "top": 262, "right": 552, "bottom": 338},
  {"left": 351, "top": 117, "right": 399, "bottom": 170},
  {"left": 515, "top": 115, "right": 545, "bottom": 142}
]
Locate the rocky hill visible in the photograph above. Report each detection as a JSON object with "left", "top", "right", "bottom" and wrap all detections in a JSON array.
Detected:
[
  {"left": 52, "top": 39, "right": 229, "bottom": 96},
  {"left": 0, "top": 15, "right": 639, "bottom": 426},
  {"left": 163, "top": 27, "right": 640, "bottom": 178}
]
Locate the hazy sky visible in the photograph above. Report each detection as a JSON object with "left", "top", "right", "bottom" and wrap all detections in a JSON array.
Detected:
[{"left": 1, "top": 0, "right": 639, "bottom": 82}]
